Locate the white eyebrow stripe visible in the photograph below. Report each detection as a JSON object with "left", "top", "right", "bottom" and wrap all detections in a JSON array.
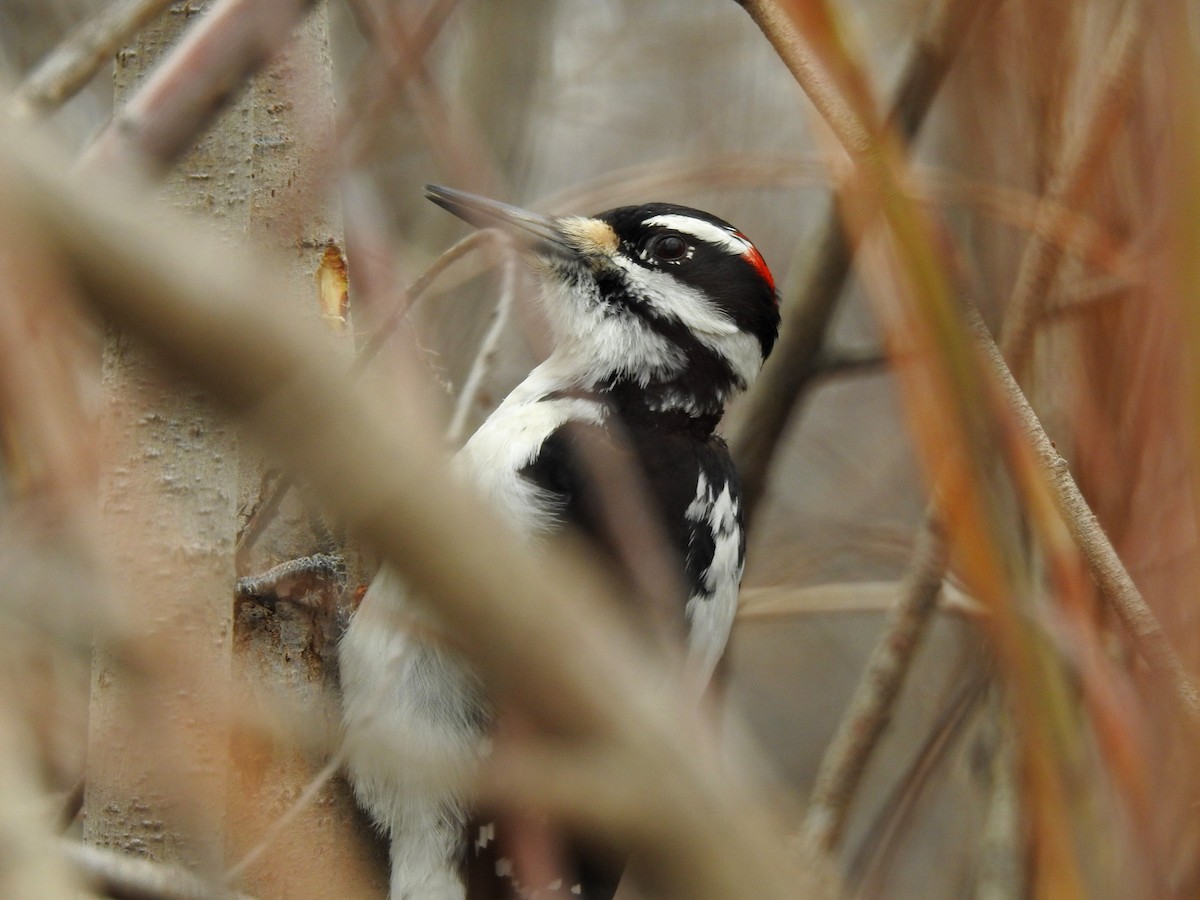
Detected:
[{"left": 641, "top": 214, "right": 751, "bottom": 255}]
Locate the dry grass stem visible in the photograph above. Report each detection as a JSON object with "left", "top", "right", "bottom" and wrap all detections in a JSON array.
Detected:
[
  {"left": 800, "top": 516, "right": 948, "bottom": 853},
  {"left": 998, "top": 0, "right": 1148, "bottom": 374},
  {"left": 732, "top": 0, "right": 999, "bottom": 521},
  {"left": 970, "top": 311, "right": 1200, "bottom": 720},
  {"left": 785, "top": 0, "right": 1187, "bottom": 874}
]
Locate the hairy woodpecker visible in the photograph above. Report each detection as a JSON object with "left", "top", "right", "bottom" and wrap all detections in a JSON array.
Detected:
[{"left": 339, "top": 186, "right": 779, "bottom": 900}]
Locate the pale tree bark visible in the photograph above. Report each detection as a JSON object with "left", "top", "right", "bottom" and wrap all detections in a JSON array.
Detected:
[
  {"left": 83, "top": 3, "right": 384, "bottom": 894},
  {"left": 228, "top": 6, "right": 386, "bottom": 895},
  {"left": 84, "top": 0, "right": 248, "bottom": 874}
]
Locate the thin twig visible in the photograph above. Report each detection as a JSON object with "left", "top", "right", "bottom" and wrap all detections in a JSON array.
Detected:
[
  {"left": 7, "top": 0, "right": 176, "bottom": 117},
  {"left": 970, "top": 309, "right": 1200, "bottom": 718},
  {"left": 732, "top": 0, "right": 1002, "bottom": 523},
  {"left": 799, "top": 517, "right": 948, "bottom": 853},
  {"left": 351, "top": 230, "right": 494, "bottom": 378},
  {"left": 975, "top": 699, "right": 1023, "bottom": 900},
  {"left": 446, "top": 235, "right": 520, "bottom": 444},
  {"left": 221, "top": 744, "right": 348, "bottom": 886},
  {"left": 62, "top": 839, "right": 256, "bottom": 900},
  {"left": 846, "top": 661, "right": 990, "bottom": 892},
  {"left": 998, "top": 0, "right": 1147, "bottom": 376}
]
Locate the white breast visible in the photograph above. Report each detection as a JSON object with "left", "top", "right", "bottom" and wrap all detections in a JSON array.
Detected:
[{"left": 457, "top": 361, "right": 607, "bottom": 535}]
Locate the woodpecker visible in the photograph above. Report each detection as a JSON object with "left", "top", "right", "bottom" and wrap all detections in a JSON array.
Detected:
[{"left": 339, "top": 185, "right": 779, "bottom": 900}]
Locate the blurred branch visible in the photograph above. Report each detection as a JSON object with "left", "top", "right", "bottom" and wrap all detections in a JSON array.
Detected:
[
  {"left": 6, "top": 0, "right": 175, "bottom": 117},
  {"left": 234, "top": 229, "right": 495, "bottom": 574},
  {"left": 446, "top": 235, "right": 519, "bottom": 444},
  {"left": 62, "top": 840, "right": 255, "bottom": 900},
  {"left": 813, "top": 347, "right": 887, "bottom": 379},
  {"left": 732, "top": 0, "right": 1001, "bottom": 524},
  {"left": 545, "top": 154, "right": 1125, "bottom": 279},
  {"left": 0, "top": 127, "right": 816, "bottom": 900},
  {"left": 998, "top": 0, "right": 1147, "bottom": 377},
  {"left": 970, "top": 309, "right": 1200, "bottom": 719},
  {"left": 787, "top": 0, "right": 1182, "bottom": 865},
  {"left": 799, "top": 518, "right": 948, "bottom": 853},
  {"left": 80, "top": 0, "right": 318, "bottom": 173},
  {"left": 346, "top": 0, "right": 503, "bottom": 194}
]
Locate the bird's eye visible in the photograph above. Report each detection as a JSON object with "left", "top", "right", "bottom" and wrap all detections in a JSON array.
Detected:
[{"left": 648, "top": 233, "right": 689, "bottom": 262}]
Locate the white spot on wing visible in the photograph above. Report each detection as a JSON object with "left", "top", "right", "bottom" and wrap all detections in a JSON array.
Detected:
[
  {"left": 684, "top": 471, "right": 743, "bottom": 684},
  {"left": 476, "top": 821, "right": 495, "bottom": 850},
  {"left": 642, "top": 214, "right": 752, "bottom": 255}
]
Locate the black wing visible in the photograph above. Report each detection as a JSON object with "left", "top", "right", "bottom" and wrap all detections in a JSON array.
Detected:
[{"left": 520, "top": 419, "right": 742, "bottom": 603}]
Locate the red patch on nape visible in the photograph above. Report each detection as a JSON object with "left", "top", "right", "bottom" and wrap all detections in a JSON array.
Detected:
[{"left": 736, "top": 234, "right": 776, "bottom": 298}]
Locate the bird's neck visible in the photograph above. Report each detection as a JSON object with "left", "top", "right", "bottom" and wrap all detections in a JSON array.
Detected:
[
  {"left": 597, "top": 376, "right": 724, "bottom": 437},
  {"left": 530, "top": 355, "right": 727, "bottom": 437}
]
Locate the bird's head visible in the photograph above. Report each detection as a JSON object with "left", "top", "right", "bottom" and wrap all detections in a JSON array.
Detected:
[{"left": 427, "top": 185, "right": 779, "bottom": 421}]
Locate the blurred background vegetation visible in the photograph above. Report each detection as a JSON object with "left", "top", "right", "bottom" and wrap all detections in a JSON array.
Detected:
[{"left": 0, "top": 1, "right": 1196, "bottom": 898}]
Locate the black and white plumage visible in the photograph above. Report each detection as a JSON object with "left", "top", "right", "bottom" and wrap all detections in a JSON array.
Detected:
[{"left": 339, "top": 186, "right": 779, "bottom": 900}]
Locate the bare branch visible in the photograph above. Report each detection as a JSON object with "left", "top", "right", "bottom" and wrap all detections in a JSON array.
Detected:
[
  {"left": 446, "top": 234, "right": 520, "bottom": 444},
  {"left": 732, "top": 0, "right": 1002, "bottom": 523},
  {"left": 799, "top": 517, "right": 948, "bottom": 853},
  {"left": 998, "top": 0, "right": 1148, "bottom": 376},
  {"left": 234, "top": 553, "right": 345, "bottom": 606},
  {"left": 969, "top": 309, "right": 1200, "bottom": 719},
  {"left": 63, "top": 840, "right": 255, "bottom": 900},
  {"left": 7, "top": 0, "right": 176, "bottom": 117}
]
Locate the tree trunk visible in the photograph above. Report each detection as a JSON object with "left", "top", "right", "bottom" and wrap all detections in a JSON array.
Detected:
[
  {"left": 84, "top": 0, "right": 247, "bottom": 875},
  {"left": 228, "top": 6, "right": 386, "bottom": 895},
  {"left": 84, "top": 3, "right": 385, "bottom": 894}
]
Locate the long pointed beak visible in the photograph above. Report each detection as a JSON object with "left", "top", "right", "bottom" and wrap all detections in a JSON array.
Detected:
[{"left": 425, "top": 185, "right": 572, "bottom": 255}]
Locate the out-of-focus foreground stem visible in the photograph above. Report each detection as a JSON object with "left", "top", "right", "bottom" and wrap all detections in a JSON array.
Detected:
[{"left": 0, "top": 124, "right": 823, "bottom": 900}]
